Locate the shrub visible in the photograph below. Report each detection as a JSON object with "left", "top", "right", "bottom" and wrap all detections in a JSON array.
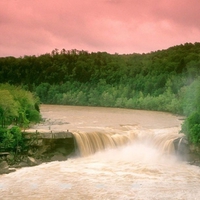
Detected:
[
  {"left": 181, "top": 112, "right": 200, "bottom": 144},
  {"left": 0, "top": 126, "right": 25, "bottom": 152}
]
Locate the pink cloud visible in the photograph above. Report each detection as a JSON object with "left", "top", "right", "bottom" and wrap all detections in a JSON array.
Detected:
[{"left": 0, "top": 0, "right": 199, "bottom": 57}]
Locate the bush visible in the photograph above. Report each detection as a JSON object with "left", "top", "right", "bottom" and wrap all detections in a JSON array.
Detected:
[
  {"left": 0, "top": 83, "right": 41, "bottom": 128},
  {"left": 0, "top": 126, "right": 25, "bottom": 152},
  {"left": 181, "top": 112, "right": 200, "bottom": 144},
  {"left": 181, "top": 78, "right": 200, "bottom": 144}
]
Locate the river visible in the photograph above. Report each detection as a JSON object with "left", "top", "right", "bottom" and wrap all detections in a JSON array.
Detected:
[{"left": 0, "top": 105, "right": 200, "bottom": 199}]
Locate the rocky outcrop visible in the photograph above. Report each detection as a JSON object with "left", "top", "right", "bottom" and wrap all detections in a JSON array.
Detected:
[
  {"left": 173, "top": 136, "right": 189, "bottom": 160},
  {"left": 27, "top": 156, "right": 38, "bottom": 166},
  {"left": 0, "top": 161, "right": 16, "bottom": 174},
  {"left": 0, "top": 131, "right": 76, "bottom": 175},
  {"left": 23, "top": 130, "right": 75, "bottom": 159},
  {"left": 186, "top": 144, "right": 200, "bottom": 166},
  {"left": 173, "top": 136, "right": 200, "bottom": 166}
]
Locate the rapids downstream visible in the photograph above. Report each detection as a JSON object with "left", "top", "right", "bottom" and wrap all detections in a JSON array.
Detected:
[{"left": 1, "top": 105, "right": 200, "bottom": 199}]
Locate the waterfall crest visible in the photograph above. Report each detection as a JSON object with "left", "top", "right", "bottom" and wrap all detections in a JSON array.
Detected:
[{"left": 72, "top": 130, "right": 183, "bottom": 157}]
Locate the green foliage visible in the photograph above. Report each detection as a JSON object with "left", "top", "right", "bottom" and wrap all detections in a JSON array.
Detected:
[
  {"left": 0, "top": 126, "right": 25, "bottom": 152},
  {"left": 0, "top": 90, "right": 19, "bottom": 127},
  {"left": 182, "top": 77, "right": 200, "bottom": 116},
  {"left": 181, "top": 78, "right": 200, "bottom": 144},
  {"left": 0, "top": 84, "right": 41, "bottom": 128},
  {"left": 2, "top": 130, "right": 14, "bottom": 150},
  {"left": 35, "top": 83, "right": 51, "bottom": 103},
  {"left": 182, "top": 112, "right": 200, "bottom": 144},
  {"left": 0, "top": 84, "right": 41, "bottom": 155}
]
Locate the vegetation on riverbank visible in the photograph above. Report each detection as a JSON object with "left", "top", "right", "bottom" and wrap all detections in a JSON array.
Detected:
[
  {"left": 0, "top": 84, "right": 41, "bottom": 154},
  {"left": 0, "top": 42, "right": 200, "bottom": 144}
]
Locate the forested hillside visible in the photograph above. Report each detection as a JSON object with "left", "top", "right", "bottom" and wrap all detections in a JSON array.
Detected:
[{"left": 0, "top": 42, "right": 200, "bottom": 144}]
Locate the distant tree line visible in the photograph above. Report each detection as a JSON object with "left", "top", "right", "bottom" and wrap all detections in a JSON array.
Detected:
[{"left": 0, "top": 42, "right": 200, "bottom": 144}]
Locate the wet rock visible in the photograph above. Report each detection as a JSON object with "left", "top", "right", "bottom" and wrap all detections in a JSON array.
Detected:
[
  {"left": 173, "top": 137, "right": 200, "bottom": 165},
  {"left": 0, "top": 161, "right": 9, "bottom": 174},
  {"left": 173, "top": 137, "right": 189, "bottom": 161},
  {"left": 28, "top": 149, "right": 34, "bottom": 156},
  {"left": 0, "top": 161, "right": 9, "bottom": 169},
  {"left": 0, "top": 152, "right": 9, "bottom": 161},
  {"left": 56, "top": 147, "right": 69, "bottom": 155},
  {"left": 27, "top": 156, "right": 38, "bottom": 166},
  {"left": 50, "top": 154, "right": 67, "bottom": 161},
  {"left": 0, "top": 161, "right": 17, "bottom": 174},
  {"left": 36, "top": 139, "right": 43, "bottom": 146},
  {"left": 17, "top": 162, "right": 29, "bottom": 168},
  {"left": 6, "top": 154, "right": 15, "bottom": 162},
  {"left": 8, "top": 168, "right": 16, "bottom": 173},
  {"left": 187, "top": 148, "right": 200, "bottom": 166}
]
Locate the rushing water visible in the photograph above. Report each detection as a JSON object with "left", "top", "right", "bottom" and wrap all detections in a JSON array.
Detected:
[{"left": 1, "top": 105, "right": 200, "bottom": 200}]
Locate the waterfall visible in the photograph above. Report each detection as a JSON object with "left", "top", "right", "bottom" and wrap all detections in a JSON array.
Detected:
[{"left": 72, "top": 130, "right": 183, "bottom": 157}]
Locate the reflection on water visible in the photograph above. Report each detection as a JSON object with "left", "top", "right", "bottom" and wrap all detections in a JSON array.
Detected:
[{"left": 0, "top": 105, "right": 200, "bottom": 199}]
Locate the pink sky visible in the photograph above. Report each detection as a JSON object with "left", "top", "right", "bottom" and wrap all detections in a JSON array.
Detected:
[{"left": 0, "top": 0, "right": 200, "bottom": 57}]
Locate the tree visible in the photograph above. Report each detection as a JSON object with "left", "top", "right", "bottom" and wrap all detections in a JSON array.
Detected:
[
  {"left": 0, "top": 84, "right": 41, "bottom": 128},
  {"left": 0, "top": 90, "right": 19, "bottom": 127}
]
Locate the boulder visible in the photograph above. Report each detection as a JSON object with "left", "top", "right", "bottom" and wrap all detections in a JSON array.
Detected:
[
  {"left": 0, "top": 161, "right": 9, "bottom": 174},
  {"left": 27, "top": 156, "right": 38, "bottom": 166},
  {"left": 0, "top": 161, "right": 9, "bottom": 169},
  {"left": 6, "top": 154, "right": 15, "bottom": 162}
]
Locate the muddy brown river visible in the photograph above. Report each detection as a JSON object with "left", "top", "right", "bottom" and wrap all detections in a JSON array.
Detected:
[{"left": 0, "top": 105, "right": 200, "bottom": 199}]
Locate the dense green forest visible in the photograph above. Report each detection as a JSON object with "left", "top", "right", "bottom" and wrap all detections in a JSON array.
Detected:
[{"left": 0, "top": 42, "right": 200, "bottom": 144}]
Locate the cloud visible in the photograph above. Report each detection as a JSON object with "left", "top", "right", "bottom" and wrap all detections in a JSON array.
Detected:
[{"left": 0, "top": 0, "right": 199, "bottom": 57}]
